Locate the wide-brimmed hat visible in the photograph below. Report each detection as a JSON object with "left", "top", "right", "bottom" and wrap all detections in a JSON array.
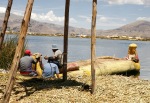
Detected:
[
  {"left": 33, "top": 53, "right": 42, "bottom": 58},
  {"left": 52, "top": 44, "right": 58, "bottom": 49},
  {"left": 129, "top": 43, "right": 137, "bottom": 48},
  {"left": 25, "top": 50, "right": 31, "bottom": 55}
]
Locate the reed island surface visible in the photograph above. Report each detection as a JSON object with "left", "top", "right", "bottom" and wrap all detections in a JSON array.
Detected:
[{"left": 0, "top": 57, "right": 150, "bottom": 103}]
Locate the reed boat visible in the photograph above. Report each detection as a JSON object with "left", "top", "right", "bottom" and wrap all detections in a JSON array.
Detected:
[{"left": 67, "top": 56, "right": 140, "bottom": 77}]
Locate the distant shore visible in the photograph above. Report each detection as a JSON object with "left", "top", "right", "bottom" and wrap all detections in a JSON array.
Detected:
[{"left": 6, "top": 32, "right": 150, "bottom": 41}]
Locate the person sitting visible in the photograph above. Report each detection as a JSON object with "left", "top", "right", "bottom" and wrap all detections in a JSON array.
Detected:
[
  {"left": 32, "top": 53, "right": 43, "bottom": 76},
  {"left": 19, "top": 50, "right": 37, "bottom": 76},
  {"left": 44, "top": 44, "right": 63, "bottom": 68},
  {"left": 126, "top": 43, "right": 139, "bottom": 63},
  {"left": 42, "top": 62, "right": 60, "bottom": 79}
]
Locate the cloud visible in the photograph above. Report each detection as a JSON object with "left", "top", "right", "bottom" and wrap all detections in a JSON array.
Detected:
[
  {"left": 98, "top": 16, "right": 127, "bottom": 22},
  {"left": 78, "top": 15, "right": 91, "bottom": 23},
  {"left": 96, "top": 16, "right": 127, "bottom": 29},
  {"left": 106, "top": 0, "right": 146, "bottom": 5},
  {"left": 70, "top": 18, "right": 77, "bottom": 23},
  {"left": 31, "top": 11, "right": 64, "bottom": 22},
  {"left": 31, "top": 10, "right": 77, "bottom": 25},
  {"left": 72, "top": 0, "right": 91, "bottom": 2},
  {"left": 136, "top": 17, "right": 150, "bottom": 21},
  {"left": 0, "top": 7, "right": 6, "bottom": 13},
  {"left": 79, "top": 15, "right": 127, "bottom": 29},
  {"left": 72, "top": 0, "right": 102, "bottom": 2},
  {"left": 99, "top": 16, "right": 108, "bottom": 22},
  {"left": 0, "top": 6, "right": 76, "bottom": 26},
  {"left": 97, "top": 21, "right": 126, "bottom": 30},
  {"left": 12, "top": 10, "right": 24, "bottom": 16}
]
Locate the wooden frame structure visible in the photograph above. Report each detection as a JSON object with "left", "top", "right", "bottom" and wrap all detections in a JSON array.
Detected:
[{"left": 1, "top": 0, "right": 97, "bottom": 102}]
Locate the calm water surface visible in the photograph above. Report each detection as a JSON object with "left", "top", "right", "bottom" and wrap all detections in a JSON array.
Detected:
[{"left": 7, "top": 35, "right": 150, "bottom": 80}]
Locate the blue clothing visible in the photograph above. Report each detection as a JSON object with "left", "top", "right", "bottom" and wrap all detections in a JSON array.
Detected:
[{"left": 42, "top": 63, "right": 59, "bottom": 78}]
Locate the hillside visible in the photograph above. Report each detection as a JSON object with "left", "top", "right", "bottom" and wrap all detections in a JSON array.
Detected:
[
  {"left": 0, "top": 13, "right": 90, "bottom": 35},
  {"left": 0, "top": 13, "right": 150, "bottom": 37},
  {"left": 104, "top": 20, "right": 150, "bottom": 37}
]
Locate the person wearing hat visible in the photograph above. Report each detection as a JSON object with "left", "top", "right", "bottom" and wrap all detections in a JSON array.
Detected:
[
  {"left": 19, "top": 49, "right": 38, "bottom": 76},
  {"left": 126, "top": 43, "right": 139, "bottom": 63},
  {"left": 44, "top": 44, "right": 63, "bottom": 68}
]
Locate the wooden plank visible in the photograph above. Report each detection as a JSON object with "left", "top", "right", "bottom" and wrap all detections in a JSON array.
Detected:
[
  {"left": 2, "top": 0, "right": 34, "bottom": 103},
  {"left": 91, "top": 0, "right": 97, "bottom": 94},
  {"left": 63, "top": 0, "right": 70, "bottom": 81},
  {"left": 0, "top": 0, "right": 13, "bottom": 50}
]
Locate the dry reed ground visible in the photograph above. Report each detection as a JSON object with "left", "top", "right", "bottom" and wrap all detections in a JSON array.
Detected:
[{"left": 0, "top": 72, "right": 150, "bottom": 103}]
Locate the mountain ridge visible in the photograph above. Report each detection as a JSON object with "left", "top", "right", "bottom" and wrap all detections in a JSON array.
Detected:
[{"left": 0, "top": 13, "right": 150, "bottom": 37}]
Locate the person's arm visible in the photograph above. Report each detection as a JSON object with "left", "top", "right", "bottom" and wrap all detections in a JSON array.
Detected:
[
  {"left": 53, "top": 50, "right": 62, "bottom": 60},
  {"left": 18, "top": 61, "right": 20, "bottom": 71},
  {"left": 33, "top": 59, "right": 37, "bottom": 63},
  {"left": 125, "top": 54, "right": 129, "bottom": 60},
  {"left": 56, "top": 73, "right": 59, "bottom": 78},
  {"left": 55, "top": 65, "right": 60, "bottom": 78},
  {"left": 44, "top": 56, "right": 49, "bottom": 60},
  {"left": 40, "top": 61, "right": 44, "bottom": 70},
  {"left": 135, "top": 53, "right": 139, "bottom": 59}
]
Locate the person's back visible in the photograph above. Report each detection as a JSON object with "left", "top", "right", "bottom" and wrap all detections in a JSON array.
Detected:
[
  {"left": 42, "top": 63, "right": 59, "bottom": 78},
  {"left": 19, "top": 56, "right": 35, "bottom": 72},
  {"left": 44, "top": 44, "right": 63, "bottom": 68},
  {"left": 19, "top": 50, "right": 37, "bottom": 76},
  {"left": 54, "top": 49, "right": 63, "bottom": 65}
]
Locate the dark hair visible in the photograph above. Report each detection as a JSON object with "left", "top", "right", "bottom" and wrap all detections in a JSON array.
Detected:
[
  {"left": 48, "top": 57, "right": 54, "bottom": 63},
  {"left": 24, "top": 54, "right": 30, "bottom": 56}
]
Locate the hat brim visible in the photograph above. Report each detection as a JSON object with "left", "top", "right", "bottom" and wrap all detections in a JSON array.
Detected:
[{"left": 52, "top": 48, "right": 58, "bottom": 49}]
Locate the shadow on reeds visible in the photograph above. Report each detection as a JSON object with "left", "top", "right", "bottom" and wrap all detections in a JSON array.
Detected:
[
  {"left": 115, "top": 70, "right": 140, "bottom": 78},
  {"left": 14, "top": 78, "right": 85, "bottom": 100}
]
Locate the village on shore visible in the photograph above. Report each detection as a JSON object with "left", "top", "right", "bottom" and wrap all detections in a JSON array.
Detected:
[{"left": 5, "top": 30, "right": 150, "bottom": 41}]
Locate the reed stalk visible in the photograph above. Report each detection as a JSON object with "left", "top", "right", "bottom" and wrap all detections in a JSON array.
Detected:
[{"left": 0, "top": 35, "right": 26, "bottom": 70}]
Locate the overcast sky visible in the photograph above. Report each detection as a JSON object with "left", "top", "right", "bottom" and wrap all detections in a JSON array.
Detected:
[{"left": 0, "top": 0, "right": 150, "bottom": 30}]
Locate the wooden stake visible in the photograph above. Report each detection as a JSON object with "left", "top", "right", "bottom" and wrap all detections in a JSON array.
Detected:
[
  {"left": 2, "top": 0, "right": 34, "bottom": 103},
  {"left": 63, "top": 0, "right": 70, "bottom": 81},
  {"left": 91, "top": 0, "right": 97, "bottom": 94},
  {"left": 0, "top": 0, "right": 13, "bottom": 50}
]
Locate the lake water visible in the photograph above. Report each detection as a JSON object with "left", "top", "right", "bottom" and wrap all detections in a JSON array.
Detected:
[{"left": 6, "top": 35, "right": 150, "bottom": 80}]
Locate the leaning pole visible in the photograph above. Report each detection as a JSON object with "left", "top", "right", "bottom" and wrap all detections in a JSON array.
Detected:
[
  {"left": 0, "top": 0, "right": 13, "bottom": 50},
  {"left": 91, "top": 0, "right": 97, "bottom": 94},
  {"left": 2, "top": 0, "right": 34, "bottom": 103}
]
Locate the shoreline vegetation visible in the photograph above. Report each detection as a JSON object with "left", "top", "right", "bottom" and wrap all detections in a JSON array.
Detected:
[
  {"left": 0, "top": 35, "right": 26, "bottom": 70},
  {"left": 5, "top": 32, "right": 150, "bottom": 41}
]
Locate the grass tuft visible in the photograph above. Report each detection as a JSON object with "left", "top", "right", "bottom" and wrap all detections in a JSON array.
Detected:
[{"left": 0, "top": 35, "right": 26, "bottom": 70}]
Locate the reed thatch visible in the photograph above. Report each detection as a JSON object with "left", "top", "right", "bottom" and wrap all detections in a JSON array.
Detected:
[{"left": 0, "top": 72, "right": 150, "bottom": 103}]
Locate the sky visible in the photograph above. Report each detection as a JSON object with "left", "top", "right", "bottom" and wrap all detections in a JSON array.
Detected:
[{"left": 0, "top": 0, "right": 150, "bottom": 30}]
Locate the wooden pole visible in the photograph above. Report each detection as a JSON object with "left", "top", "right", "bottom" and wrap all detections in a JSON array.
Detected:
[
  {"left": 63, "top": 0, "right": 70, "bottom": 81},
  {"left": 2, "top": 0, "right": 34, "bottom": 102},
  {"left": 91, "top": 0, "right": 97, "bottom": 94},
  {"left": 0, "top": 0, "right": 13, "bottom": 50}
]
